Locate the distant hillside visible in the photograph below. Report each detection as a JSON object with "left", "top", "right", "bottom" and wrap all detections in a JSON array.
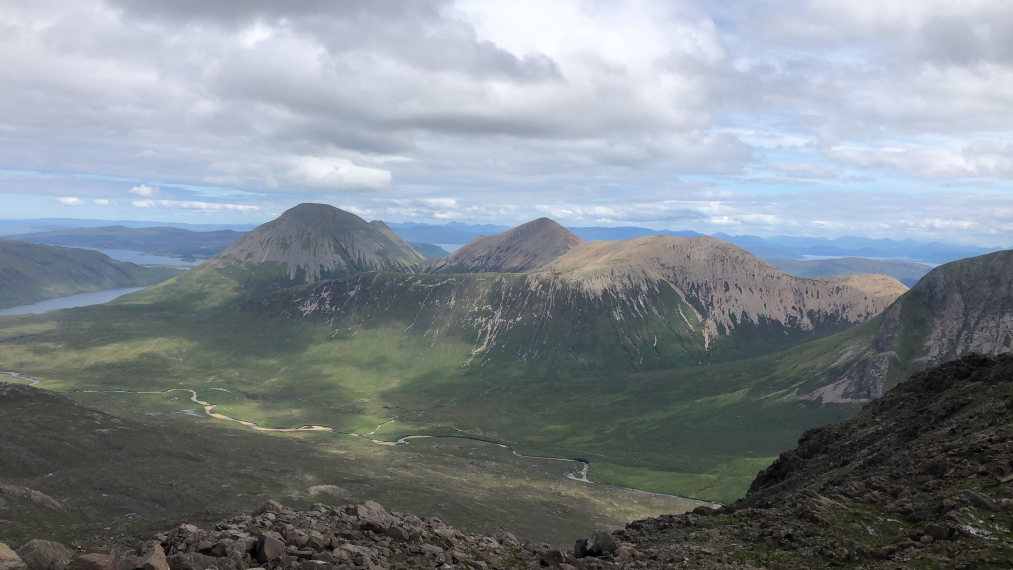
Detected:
[
  {"left": 757, "top": 234, "right": 998, "bottom": 264},
  {"left": 769, "top": 257, "right": 933, "bottom": 287},
  {"left": 409, "top": 242, "right": 448, "bottom": 259},
  {"left": 9, "top": 226, "right": 244, "bottom": 261},
  {"left": 0, "top": 240, "right": 180, "bottom": 309},
  {"left": 427, "top": 218, "right": 583, "bottom": 273},
  {"left": 806, "top": 249, "right": 1013, "bottom": 404}
]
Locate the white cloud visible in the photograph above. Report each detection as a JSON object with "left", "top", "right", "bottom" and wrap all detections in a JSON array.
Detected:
[
  {"left": 128, "top": 184, "right": 159, "bottom": 197},
  {"left": 830, "top": 142, "right": 1013, "bottom": 179},
  {"left": 93, "top": 198, "right": 110, "bottom": 205},
  {"left": 131, "top": 199, "right": 260, "bottom": 212},
  {"left": 55, "top": 196, "right": 84, "bottom": 206},
  {"left": 287, "top": 156, "right": 392, "bottom": 190}
]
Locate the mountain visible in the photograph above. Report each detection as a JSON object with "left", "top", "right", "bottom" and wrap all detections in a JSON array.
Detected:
[
  {"left": 541, "top": 236, "right": 906, "bottom": 351},
  {"left": 408, "top": 242, "right": 449, "bottom": 259},
  {"left": 5, "top": 353, "right": 1011, "bottom": 568},
  {"left": 427, "top": 218, "right": 584, "bottom": 273},
  {"left": 769, "top": 257, "right": 933, "bottom": 287},
  {"left": 0, "top": 239, "right": 181, "bottom": 309},
  {"left": 276, "top": 231, "right": 906, "bottom": 375},
  {"left": 8, "top": 226, "right": 244, "bottom": 261},
  {"left": 212, "top": 203, "right": 424, "bottom": 282},
  {"left": 806, "top": 249, "right": 1013, "bottom": 404}
]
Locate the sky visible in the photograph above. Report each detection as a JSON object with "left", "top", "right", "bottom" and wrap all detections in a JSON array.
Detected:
[{"left": 1, "top": 0, "right": 1012, "bottom": 245}]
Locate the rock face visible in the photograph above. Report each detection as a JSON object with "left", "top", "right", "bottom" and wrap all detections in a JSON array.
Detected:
[
  {"left": 210, "top": 203, "right": 424, "bottom": 283},
  {"left": 427, "top": 217, "right": 584, "bottom": 273},
  {"left": 543, "top": 236, "right": 906, "bottom": 348},
  {"left": 810, "top": 249, "right": 1013, "bottom": 403}
]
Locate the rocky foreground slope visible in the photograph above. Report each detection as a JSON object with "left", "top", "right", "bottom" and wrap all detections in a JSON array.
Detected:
[{"left": 4, "top": 353, "right": 1010, "bottom": 569}]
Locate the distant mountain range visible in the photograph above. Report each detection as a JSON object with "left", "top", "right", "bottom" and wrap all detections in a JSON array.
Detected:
[
  {"left": 4, "top": 217, "right": 998, "bottom": 266},
  {"left": 390, "top": 222, "right": 1000, "bottom": 264}
]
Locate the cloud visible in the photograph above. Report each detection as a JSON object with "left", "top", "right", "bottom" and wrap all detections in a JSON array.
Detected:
[
  {"left": 830, "top": 141, "right": 1013, "bottom": 179},
  {"left": 55, "top": 196, "right": 85, "bottom": 206},
  {"left": 287, "top": 156, "right": 392, "bottom": 190},
  {"left": 93, "top": 198, "right": 110, "bottom": 205},
  {"left": 131, "top": 199, "right": 260, "bottom": 212},
  {"left": 128, "top": 184, "right": 159, "bottom": 197},
  {"left": 0, "top": 1, "right": 1011, "bottom": 246}
]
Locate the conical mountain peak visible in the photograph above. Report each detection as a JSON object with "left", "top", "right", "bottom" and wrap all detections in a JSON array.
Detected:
[
  {"left": 428, "top": 217, "right": 583, "bottom": 273},
  {"left": 211, "top": 203, "right": 424, "bottom": 283}
]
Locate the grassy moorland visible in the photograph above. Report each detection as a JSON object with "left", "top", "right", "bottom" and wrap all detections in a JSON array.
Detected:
[{"left": 0, "top": 379, "right": 705, "bottom": 548}]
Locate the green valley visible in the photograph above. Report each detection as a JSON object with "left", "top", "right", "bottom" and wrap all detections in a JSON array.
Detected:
[{"left": 0, "top": 204, "right": 912, "bottom": 508}]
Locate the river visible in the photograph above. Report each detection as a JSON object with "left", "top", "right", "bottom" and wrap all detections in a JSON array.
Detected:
[{"left": 0, "top": 287, "right": 146, "bottom": 317}]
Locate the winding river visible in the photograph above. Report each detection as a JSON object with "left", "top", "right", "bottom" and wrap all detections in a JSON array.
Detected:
[
  {"left": 4, "top": 373, "right": 723, "bottom": 504},
  {"left": 2, "top": 371, "right": 596, "bottom": 485}
]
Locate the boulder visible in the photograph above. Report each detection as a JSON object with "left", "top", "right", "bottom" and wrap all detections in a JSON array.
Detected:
[
  {"left": 254, "top": 533, "right": 285, "bottom": 564},
  {"left": 583, "top": 529, "right": 617, "bottom": 557},
  {"left": 0, "top": 543, "right": 26, "bottom": 570},
  {"left": 16, "top": 541, "right": 72, "bottom": 570},
  {"left": 136, "top": 546, "right": 169, "bottom": 570},
  {"left": 344, "top": 501, "right": 394, "bottom": 533}
]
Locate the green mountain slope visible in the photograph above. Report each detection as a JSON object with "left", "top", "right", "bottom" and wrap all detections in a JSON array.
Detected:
[
  {"left": 8, "top": 226, "right": 244, "bottom": 261},
  {"left": 796, "top": 249, "right": 1013, "bottom": 405},
  {"left": 768, "top": 256, "right": 932, "bottom": 287},
  {"left": 0, "top": 239, "right": 181, "bottom": 309}
]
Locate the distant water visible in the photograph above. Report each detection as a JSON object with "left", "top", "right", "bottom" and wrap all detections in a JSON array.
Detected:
[
  {"left": 0, "top": 287, "right": 147, "bottom": 317},
  {"left": 800, "top": 254, "right": 936, "bottom": 266},
  {"left": 98, "top": 249, "right": 199, "bottom": 266}
]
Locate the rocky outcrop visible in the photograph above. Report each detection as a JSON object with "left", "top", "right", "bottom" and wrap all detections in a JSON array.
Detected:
[{"left": 427, "top": 218, "right": 584, "bottom": 274}]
